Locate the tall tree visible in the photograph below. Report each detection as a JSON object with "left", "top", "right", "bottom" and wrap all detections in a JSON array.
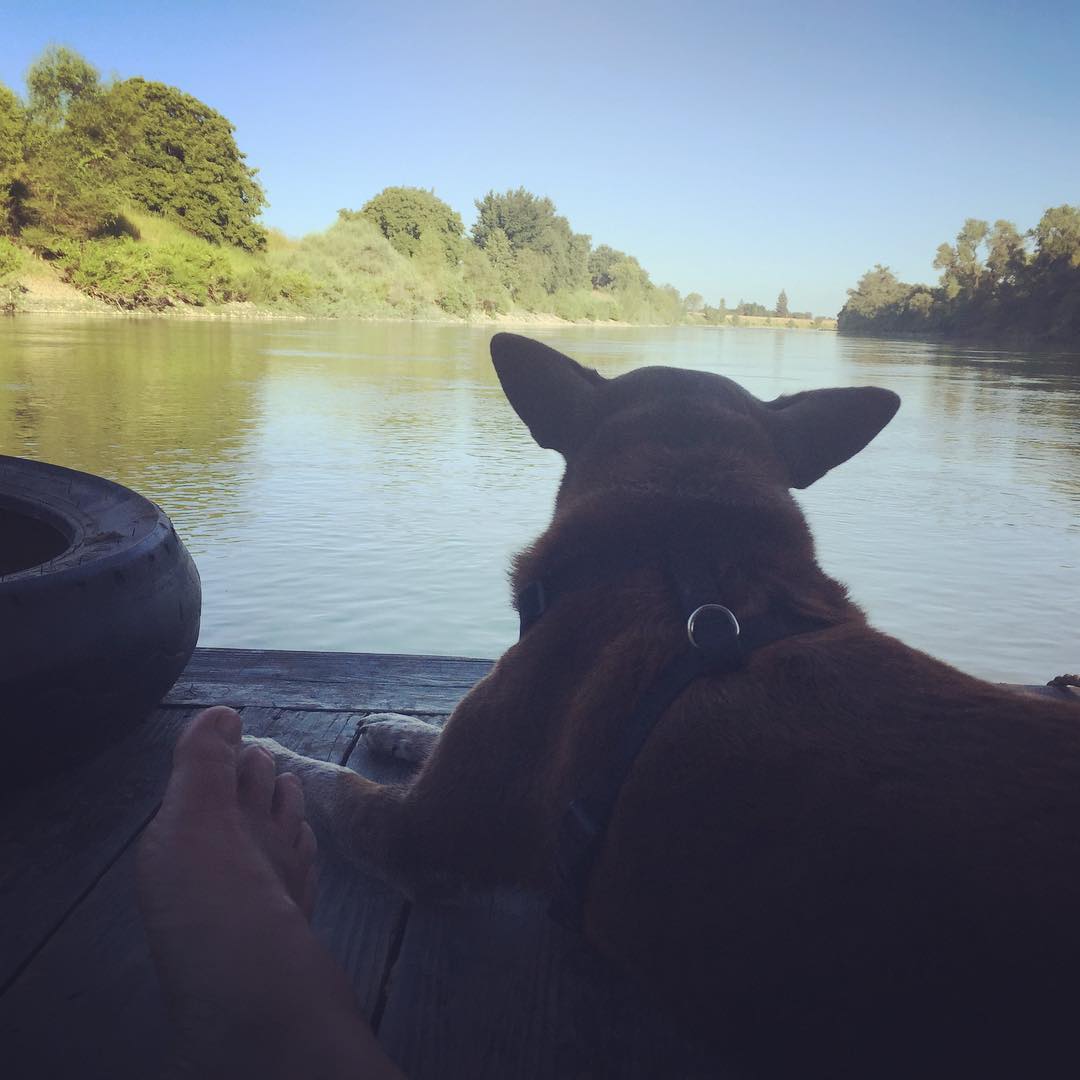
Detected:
[
  {"left": 0, "top": 83, "right": 25, "bottom": 233},
  {"left": 838, "top": 265, "right": 914, "bottom": 327},
  {"left": 934, "top": 218, "right": 990, "bottom": 298},
  {"left": 775, "top": 289, "right": 789, "bottom": 317},
  {"left": 588, "top": 244, "right": 650, "bottom": 292},
  {"left": 480, "top": 225, "right": 516, "bottom": 290},
  {"left": 18, "top": 49, "right": 123, "bottom": 242},
  {"left": 472, "top": 188, "right": 589, "bottom": 294},
  {"left": 473, "top": 187, "right": 555, "bottom": 251},
  {"left": 105, "top": 77, "right": 267, "bottom": 250},
  {"left": 1032, "top": 205, "right": 1080, "bottom": 266},
  {"left": 985, "top": 220, "right": 1027, "bottom": 287}
]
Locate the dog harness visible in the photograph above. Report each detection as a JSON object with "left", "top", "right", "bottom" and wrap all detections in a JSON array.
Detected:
[{"left": 516, "top": 547, "right": 831, "bottom": 930}]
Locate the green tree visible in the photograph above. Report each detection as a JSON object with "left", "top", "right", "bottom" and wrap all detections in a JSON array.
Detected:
[
  {"left": 480, "top": 225, "right": 516, "bottom": 291},
  {"left": 105, "top": 78, "right": 267, "bottom": 250},
  {"left": 907, "top": 290, "right": 934, "bottom": 320},
  {"left": 837, "top": 265, "right": 915, "bottom": 330},
  {"left": 934, "top": 218, "right": 989, "bottom": 298},
  {"left": 472, "top": 187, "right": 589, "bottom": 294},
  {"left": 461, "top": 243, "right": 509, "bottom": 313},
  {"left": 684, "top": 291, "right": 704, "bottom": 313},
  {"left": 358, "top": 187, "right": 464, "bottom": 266},
  {"left": 736, "top": 299, "right": 769, "bottom": 316},
  {"left": 0, "top": 83, "right": 25, "bottom": 233},
  {"left": 25, "top": 46, "right": 100, "bottom": 129},
  {"left": 17, "top": 50, "right": 124, "bottom": 244},
  {"left": 588, "top": 244, "right": 620, "bottom": 289},
  {"left": 589, "top": 244, "right": 651, "bottom": 294},
  {"left": 1032, "top": 205, "right": 1080, "bottom": 266},
  {"left": 1027, "top": 206, "right": 1080, "bottom": 341},
  {"left": 839, "top": 207, "right": 1080, "bottom": 342},
  {"left": 563, "top": 230, "right": 591, "bottom": 292},
  {"left": 775, "top": 289, "right": 789, "bottom": 317},
  {"left": 473, "top": 187, "right": 554, "bottom": 251},
  {"left": 985, "top": 220, "right": 1027, "bottom": 286}
]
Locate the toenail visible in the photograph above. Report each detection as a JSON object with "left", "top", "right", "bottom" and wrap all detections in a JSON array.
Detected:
[{"left": 215, "top": 709, "right": 242, "bottom": 743}]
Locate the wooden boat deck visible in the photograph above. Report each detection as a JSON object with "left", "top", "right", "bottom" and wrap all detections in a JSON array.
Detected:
[{"left": 0, "top": 647, "right": 727, "bottom": 1079}]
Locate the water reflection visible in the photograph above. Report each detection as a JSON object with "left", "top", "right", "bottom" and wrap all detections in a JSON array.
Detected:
[{"left": 0, "top": 316, "right": 1076, "bottom": 682}]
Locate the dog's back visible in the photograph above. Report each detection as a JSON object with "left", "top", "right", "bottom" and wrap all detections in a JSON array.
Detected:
[
  {"left": 584, "top": 625, "right": 1080, "bottom": 1076},
  {"left": 492, "top": 333, "right": 1080, "bottom": 1078}
]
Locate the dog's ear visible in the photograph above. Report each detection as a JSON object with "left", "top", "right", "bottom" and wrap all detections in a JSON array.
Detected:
[
  {"left": 765, "top": 386, "right": 900, "bottom": 488},
  {"left": 490, "top": 333, "right": 605, "bottom": 454}
]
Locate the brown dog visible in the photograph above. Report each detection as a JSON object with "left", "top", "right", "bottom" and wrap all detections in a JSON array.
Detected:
[{"left": 254, "top": 333, "right": 1080, "bottom": 1078}]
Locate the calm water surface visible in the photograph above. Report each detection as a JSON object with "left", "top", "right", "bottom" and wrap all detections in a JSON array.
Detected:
[{"left": 0, "top": 316, "right": 1077, "bottom": 683}]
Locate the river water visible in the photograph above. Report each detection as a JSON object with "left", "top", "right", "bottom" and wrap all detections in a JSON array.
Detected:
[{"left": 0, "top": 316, "right": 1076, "bottom": 683}]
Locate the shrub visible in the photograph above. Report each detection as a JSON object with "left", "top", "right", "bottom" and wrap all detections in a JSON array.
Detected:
[
  {"left": 263, "top": 217, "right": 440, "bottom": 317},
  {"left": 0, "top": 236, "right": 28, "bottom": 313},
  {"left": 0, "top": 235, "right": 24, "bottom": 280},
  {"left": 62, "top": 234, "right": 241, "bottom": 308}
]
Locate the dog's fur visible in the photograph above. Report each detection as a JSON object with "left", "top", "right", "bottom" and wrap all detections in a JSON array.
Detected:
[{"left": 254, "top": 334, "right": 1080, "bottom": 1078}]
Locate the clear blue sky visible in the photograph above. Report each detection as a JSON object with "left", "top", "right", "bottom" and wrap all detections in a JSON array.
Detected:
[{"left": 3, "top": 0, "right": 1078, "bottom": 315}]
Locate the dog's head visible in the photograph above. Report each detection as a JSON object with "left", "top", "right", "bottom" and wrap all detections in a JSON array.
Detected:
[{"left": 491, "top": 333, "right": 899, "bottom": 501}]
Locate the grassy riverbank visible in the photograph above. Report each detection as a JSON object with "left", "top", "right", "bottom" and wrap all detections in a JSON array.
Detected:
[
  {"left": 2, "top": 210, "right": 837, "bottom": 329},
  {"left": 0, "top": 203, "right": 688, "bottom": 324},
  {"left": 4, "top": 252, "right": 839, "bottom": 330}
]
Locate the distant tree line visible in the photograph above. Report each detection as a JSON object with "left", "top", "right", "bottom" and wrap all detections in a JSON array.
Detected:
[
  {"left": 0, "top": 47, "right": 822, "bottom": 326},
  {"left": 839, "top": 212, "right": 1080, "bottom": 343},
  {"left": 682, "top": 289, "right": 815, "bottom": 324}
]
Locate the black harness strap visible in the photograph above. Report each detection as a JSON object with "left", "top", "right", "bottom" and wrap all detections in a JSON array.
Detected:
[
  {"left": 515, "top": 548, "right": 829, "bottom": 930},
  {"left": 548, "top": 645, "right": 716, "bottom": 928}
]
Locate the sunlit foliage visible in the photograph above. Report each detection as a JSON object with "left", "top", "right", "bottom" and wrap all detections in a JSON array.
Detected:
[
  {"left": 352, "top": 187, "right": 465, "bottom": 266},
  {"left": 106, "top": 78, "right": 267, "bottom": 250},
  {"left": 0, "top": 46, "right": 730, "bottom": 323}
]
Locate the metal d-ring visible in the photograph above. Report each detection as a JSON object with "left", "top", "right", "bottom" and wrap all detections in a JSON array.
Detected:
[{"left": 686, "top": 604, "right": 741, "bottom": 649}]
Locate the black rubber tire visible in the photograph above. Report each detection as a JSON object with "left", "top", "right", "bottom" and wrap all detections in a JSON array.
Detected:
[{"left": 0, "top": 455, "right": 201, "bottom": 781}]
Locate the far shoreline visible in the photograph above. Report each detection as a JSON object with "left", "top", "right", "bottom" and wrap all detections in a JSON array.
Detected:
[
  {"left": 3, "top": 305, "right": 840, "bottom": 331},
  {"left": 3, "top": 266, "right": 838, "bottom": 331}
]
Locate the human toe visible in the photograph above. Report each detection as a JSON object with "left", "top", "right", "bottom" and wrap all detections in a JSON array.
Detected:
[
  {"left": 272, "top": 772, "right": 306, "bottom": 844},
  {"left": 237, "top": 743, "right": 277, "bottom": 815},
  {"left": 165, "top": 707, "right": 244, "bottom": 810},
  {"left": 296, "top": 824, "right": 318, "bottom": 917}
]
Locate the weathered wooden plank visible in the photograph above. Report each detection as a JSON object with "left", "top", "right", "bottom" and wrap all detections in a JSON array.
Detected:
[
  {"left": 0, "top": 704, "right": 199, "bottom": 993},
  {"left": 377, "top": 889, "right": 731, "bottom": 1079},
  {"left": 2, "top": 840, "right": 160, "bottom": 1080},
  {"left": 0, "top": 707, "right": 394, "bottom": 1079},
  {"left": 166, "top": 647, "right": 492, "bottom": 712},
  {"left": 311, "top": 723, "right": 429, "bottom": 1027}
]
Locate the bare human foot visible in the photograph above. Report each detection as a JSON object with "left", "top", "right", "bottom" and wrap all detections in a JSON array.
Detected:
[{"left": 137, "top": 706, "right": 404, "bottom": 1080}]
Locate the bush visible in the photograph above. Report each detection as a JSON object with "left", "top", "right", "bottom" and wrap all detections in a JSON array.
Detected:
[
  {"left": 550, "top": 288, "right": 619, "bottom": 322},
  {"left": 19, "top": 226, "right": 77, "bottom": 261},
  {"left": 0, "top": 236, "right": 28, "bottom": 313},
  {"left": 461, "top": 244, "right": 509, "bottom": 314},
  {"left": 0, "top": 235, "right": 25, "bottom": 280},
  {"left": 263, "top": 217, "right": 440, "bottom": 317},
  {"left": 62, "top": 234, "right": 241, "bottom": 308}
]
